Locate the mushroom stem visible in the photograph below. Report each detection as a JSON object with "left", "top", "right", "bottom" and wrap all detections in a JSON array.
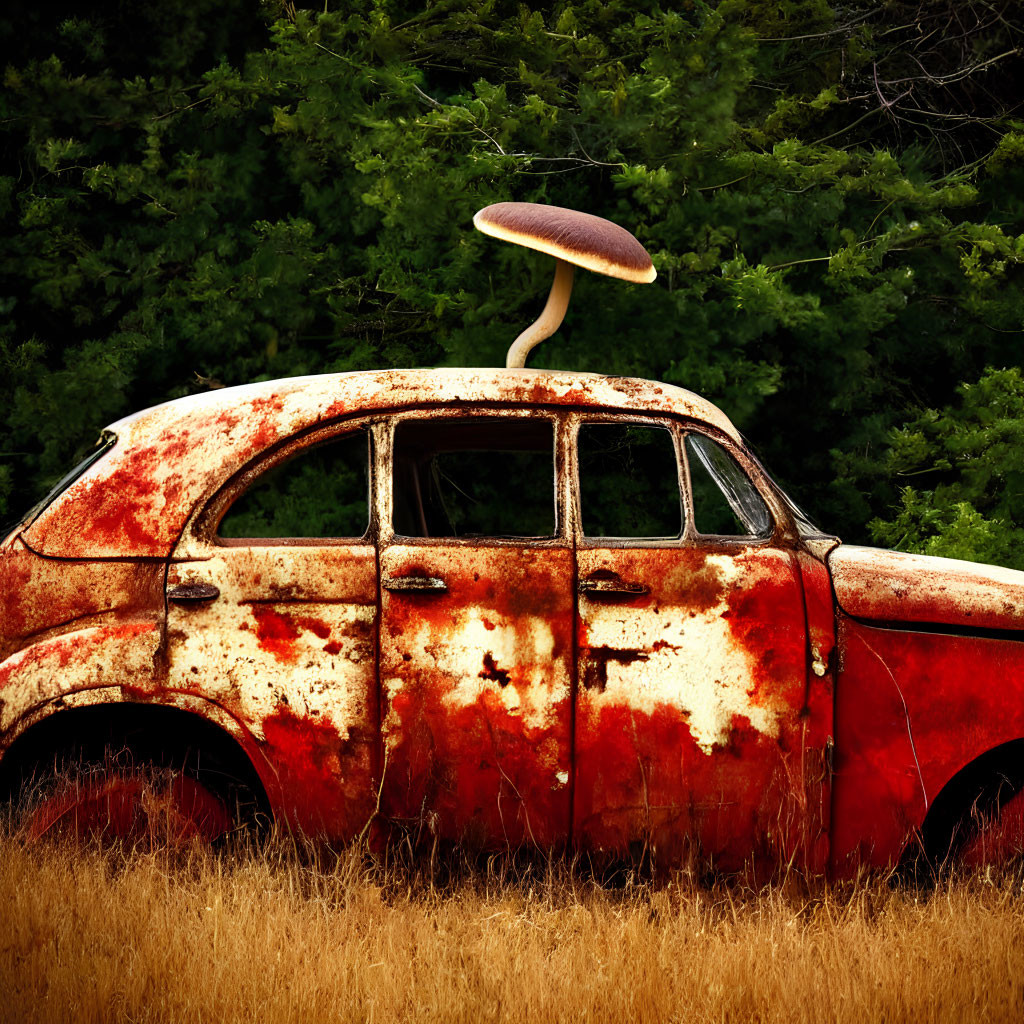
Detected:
[{"left": 505, "top": 259, "right": 575, "bottom": 369}]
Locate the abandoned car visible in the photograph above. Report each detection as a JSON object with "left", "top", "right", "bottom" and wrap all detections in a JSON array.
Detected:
[{"left": 1, "top": 204, "right": 1023, "bottom": 875}]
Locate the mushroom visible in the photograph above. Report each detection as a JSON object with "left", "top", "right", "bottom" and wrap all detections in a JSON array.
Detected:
[{"left": 473, "top": 202, "right": 656, "bottom": 368}]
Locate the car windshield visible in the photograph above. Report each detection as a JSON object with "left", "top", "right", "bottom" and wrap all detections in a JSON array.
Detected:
[
  {"left": 738, "top": 434, "right": 827, "bottom": 538},
  {"left": 6, "top": 431, "right": 118, "bottom": 537}
]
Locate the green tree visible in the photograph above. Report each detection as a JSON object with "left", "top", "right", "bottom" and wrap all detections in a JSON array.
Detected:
[
  {"left": 1, "top": 0, "right": 1022, "bottom": 564},
  {"left": 866, "top": 367, "right": 1024, "bottom": 569}
]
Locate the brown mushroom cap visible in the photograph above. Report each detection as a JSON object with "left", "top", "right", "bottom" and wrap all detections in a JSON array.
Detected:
[{"left": 473, "top": 202, "right": 656, "bottom": 284}]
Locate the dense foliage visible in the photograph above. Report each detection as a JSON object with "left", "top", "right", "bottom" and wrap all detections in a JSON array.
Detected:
[{"left": 2, "top": 0, "right": 1022, "bottom": 562}]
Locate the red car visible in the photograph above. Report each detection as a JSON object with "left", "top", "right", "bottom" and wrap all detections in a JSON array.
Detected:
[{"left": 1, "top": 205, "right": 1022, "bottom": 874}]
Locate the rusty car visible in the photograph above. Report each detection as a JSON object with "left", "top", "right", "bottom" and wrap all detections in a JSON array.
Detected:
[{"left": 1, "top": 203, "right": 1023, "bottom": 876}]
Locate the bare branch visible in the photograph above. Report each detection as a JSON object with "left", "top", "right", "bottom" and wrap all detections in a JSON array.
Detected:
[{"left": 756, "top": 10, "right": 875, "bottom": 42}]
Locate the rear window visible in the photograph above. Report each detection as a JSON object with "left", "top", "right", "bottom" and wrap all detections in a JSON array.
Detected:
[
  {"left": 218, "top": 430, "right": 370, "bottom": 540},
  {"left": 14, "top": 431, "right": 118, "bottom": 533}
]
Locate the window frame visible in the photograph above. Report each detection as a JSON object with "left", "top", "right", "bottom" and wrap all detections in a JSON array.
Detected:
[
  {"left": 382, "top": 406, "right": 569, "bottom": 549},
  {"left": 193, "top": 418, "right": 379, "bottom": 548},
  {"left": 188, "top": 405, "right": 798, "bottom": 555},
  {"left": 570, "top": 413, "right": 792, "bottom": 550},
  {"left": 679, "top": 427, "right": 787, "bottom": 548},
  {"left": 572, "top": 413, "right": 687, "bottom": 547},
  {"left": 682, "top": 430, "right": 777, "bottom": 544}
]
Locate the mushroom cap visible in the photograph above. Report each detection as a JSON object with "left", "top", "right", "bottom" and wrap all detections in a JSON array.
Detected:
[{"left": 473, "top": 202, "right": 656, "bottom": 284}]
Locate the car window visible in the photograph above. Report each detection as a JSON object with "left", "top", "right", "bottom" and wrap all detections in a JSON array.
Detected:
[
  {"left": 13, "top": 430, "right": 117, "bottom": 534},
  {"left": 392, "top": 417, "right": 554, "bottom": 538},
  {"left": 685, "top": 434, "right": 772, "bottom": 538},
  {"left": 218, "top": 429, "right": 369, "bottom": 539},
  {"left": 578, "top": 422, "right": 683, "bottom": 539}
]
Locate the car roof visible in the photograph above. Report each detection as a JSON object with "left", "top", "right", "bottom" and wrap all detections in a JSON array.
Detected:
[{"left": 23, "top": 368, "right": 741, "bottom": 559}]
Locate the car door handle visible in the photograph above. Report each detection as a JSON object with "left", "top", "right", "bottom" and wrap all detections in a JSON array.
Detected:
[
  {"left": 167, "top": 582, "right": 221, "bottom": 603},
  {"left": 578, "top": 576, "right": 649, "bottom": 597},
  {"left": 382, "top": 574, "right": 448, "bottom": 593}
]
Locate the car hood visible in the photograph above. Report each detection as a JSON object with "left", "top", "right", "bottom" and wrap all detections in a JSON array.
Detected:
[{"left": 828, "top": 545, "right": 1024, "bottom": 633}]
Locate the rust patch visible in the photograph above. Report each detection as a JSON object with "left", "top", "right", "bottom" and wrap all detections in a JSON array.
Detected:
[
  {"left": 24, "top": 368, "right": 741, "bottom": 559},
  {"left": 249, "top": 605, "right": 333, "bottom": 663},
  {"left": 380, "top": 543, "right": 573, "bottom": 848},
  {"left": 259, "top": 704, "right": 375, "bottom": 838},
  {"left": 0, "top": 622, "right": 162, "bottom": 736},
  {"left": 0, "top": 542, "right": 163, "bottom": 660},
  {"left": 250, "top": 606, "right": 302, "bottom": 661},
  {"left": 574, "top": 545, "right": 826, "bottom": 869},
  {"left": 581, "top": 647, "right": 650, "bottom": 693},
  {"left": 479, "top": 652, "right": 511, "bottom": 688},
  {"left": 829, "top": 545, "right": 1024, "bottom": 632},
  {"left": 0, "top": 621, "right": 156, "bottom": 689}
]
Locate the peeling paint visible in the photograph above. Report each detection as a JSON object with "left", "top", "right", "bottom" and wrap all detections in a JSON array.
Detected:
[
  {"left": 379, "top": 544, "right": 573, "bottom": 848},
  {"left": 163, "top": 545, "right": 379, "bottom": 839},
  {"left": 22, "top": 369, "right": 741, "bottom": 560},
  {"left": 574, "top": 545, "right": 826, "bottom": 869},
  {"left": 0, "top": 623, "right": 161, "bottom": 735}
]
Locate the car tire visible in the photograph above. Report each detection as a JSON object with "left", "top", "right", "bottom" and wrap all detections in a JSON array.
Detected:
[
  {"left": 955, "top": 785, "right": 1024, "bottom": 868},
  {"left": 15, "top": 753, "right": 238, "bottom": 846}
]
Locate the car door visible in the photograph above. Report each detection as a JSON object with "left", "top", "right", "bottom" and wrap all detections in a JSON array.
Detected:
[
  {"left": 377, "top": 410, "right": 574, "bottom": 849},
  {"left": 571, "top": 417, "right": 830, "bottom": 872},
  {"left": 165, "top": 423, "right": 379, "bottom": 840}
]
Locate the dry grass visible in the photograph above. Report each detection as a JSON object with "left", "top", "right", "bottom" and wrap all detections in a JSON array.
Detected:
[{"left": 1, "top": 830, "right": 1023, "bottom": 1024}]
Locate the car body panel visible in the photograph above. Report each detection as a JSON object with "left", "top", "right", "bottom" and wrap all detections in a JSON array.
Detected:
[
  {"left": 831, "top": 615, "right": 1024, "bottom": 871},
  {"left": 0, "top": 538, "right": 163, "bottom": 662},
  {"left": 574, "top": 544, "right": 831, "bottom": 872},
  {"left": 830, "top": 545, "right": 1024, "bottom": 632},
  {"left": 165, "top": 545, "right": 379, "bottom": 838},
  {"left": 0, "top": 622, "right": 162, "bottom": 737},
  {"left": 379, "top": 543, "right": 574, "bottom": 848}
]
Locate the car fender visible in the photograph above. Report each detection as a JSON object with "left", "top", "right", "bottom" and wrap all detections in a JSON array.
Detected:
[
  {"left": 0, "top": 622, "right": 258, "bottom": 761},
  {"left": 0, "top": 621, "right": 164, "bottom": 738},
  {"left": 0, "top": 621, "right": 304, "bottom": 823},
  {"left": 831, "top": 613, "right": 1024, "bottom": 872}
]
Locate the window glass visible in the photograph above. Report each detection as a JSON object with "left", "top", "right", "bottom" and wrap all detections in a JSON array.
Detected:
[
  {"left": 742, "top": 440, "right": 825, "bottom": 537},
  {"left": 578, "top": 423, "right": 682, "bottom": 539},
  {"left": 219, "top": 430, "right": 369, "bottom": 539},
  {"left": 393, "top": 418, "right": 554, "bottom": 538},
  {"left": 17, "top": 430, "right": 117, "bottom": 532},
  {"left": 686, "top": 434, "right": 772, "bottom": 538}
]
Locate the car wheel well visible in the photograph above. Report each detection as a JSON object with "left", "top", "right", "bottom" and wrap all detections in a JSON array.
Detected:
[
  {"left": 912, "top": 738, "right": 1024, "bottom": 866},
  {"left": 0, "top": 702, "right": 272, "bottom": 829}
]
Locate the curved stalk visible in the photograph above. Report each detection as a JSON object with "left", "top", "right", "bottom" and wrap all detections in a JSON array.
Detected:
[{"left": 505, "top": 259, "right": 575, "bottom": 368}]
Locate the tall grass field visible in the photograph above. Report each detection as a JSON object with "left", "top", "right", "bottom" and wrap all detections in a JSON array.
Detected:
[{"left": 1, "top": 828, "right": 1023, "bottom": 1024}]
